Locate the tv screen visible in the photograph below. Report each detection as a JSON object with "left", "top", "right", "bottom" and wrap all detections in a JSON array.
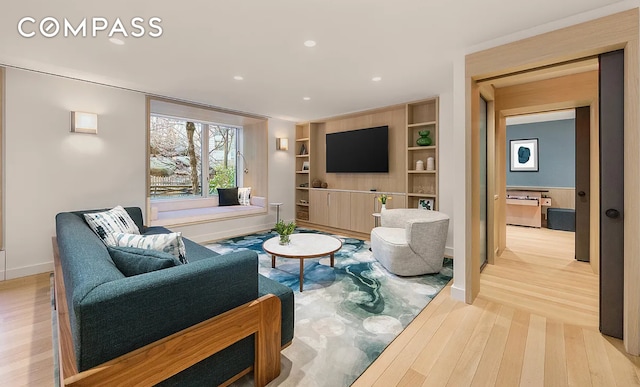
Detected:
[{"left": 326, "top": 126, "right": 389, "bottom": 173}]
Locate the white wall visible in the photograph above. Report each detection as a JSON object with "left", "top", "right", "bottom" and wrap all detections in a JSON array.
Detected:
[
  {"left": 438, "top": 89, "right": 454, "bottom": 257},
  {"left": 2, "top": 69, "right": 297, "bottom": 279},
  {"left": 4, "top": 68, "right": 146, "bottom": 278},
  {"left": 171, "top": 118, "right": 296, "bottom": 243}
]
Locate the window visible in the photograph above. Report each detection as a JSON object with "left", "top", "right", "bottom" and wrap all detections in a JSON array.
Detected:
[{"left": 149, "top": 114, "right": 239, "bottom": 199}]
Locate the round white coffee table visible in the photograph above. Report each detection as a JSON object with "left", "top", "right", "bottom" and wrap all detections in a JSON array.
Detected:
[{"left": 263, "top": 233, "right": 342, "bottom": 292}]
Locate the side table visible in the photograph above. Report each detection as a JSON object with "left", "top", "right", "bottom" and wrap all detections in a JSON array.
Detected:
[
  {"left": 270, "top": 202, "right": 283, "bottom": 224},
  {"left": 372, "top": 212, "right": 381, "bottom": 227}
]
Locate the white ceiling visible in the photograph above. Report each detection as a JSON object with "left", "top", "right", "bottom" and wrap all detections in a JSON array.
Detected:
[{"left": 0, "top": 1, "right": 624, "bottom": 122}]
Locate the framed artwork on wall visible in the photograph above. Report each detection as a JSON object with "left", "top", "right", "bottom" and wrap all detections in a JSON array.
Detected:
[
  {"left": 510, "top": 138, "right": 539, "bottom": 172},
  {"left": 418, "top": 198, "right": 434, "bottom": 210}
]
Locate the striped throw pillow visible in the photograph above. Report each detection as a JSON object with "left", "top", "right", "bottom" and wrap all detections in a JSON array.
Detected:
[
  {"left": 111, "top": 232, "right": 188, "bottom": 264},
  {"left": 238, "top": 187, "right": 252, "bottom": 206},
  {"left": 84, "top": 206, "right": 140, "bottom": 246}
]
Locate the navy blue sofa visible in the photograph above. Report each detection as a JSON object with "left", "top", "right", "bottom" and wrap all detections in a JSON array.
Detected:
[{"left": 54, "top": 207, "right": 294, "bottom": 386}]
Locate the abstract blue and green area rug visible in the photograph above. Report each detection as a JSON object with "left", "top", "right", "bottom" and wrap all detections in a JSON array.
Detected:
[{"left": 206, "top": 229, "right": 453, "bottom": 386}]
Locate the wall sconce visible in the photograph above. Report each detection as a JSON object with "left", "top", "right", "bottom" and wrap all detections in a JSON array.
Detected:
[
  {"left": 276, "top": 138, "right": 289, "bottom": 151},
  {"left": 237, "top": 150, "right": 249, "bottom": 174},
  {"left": 71, "top": 112, "right": 98, "bottom": 134}
]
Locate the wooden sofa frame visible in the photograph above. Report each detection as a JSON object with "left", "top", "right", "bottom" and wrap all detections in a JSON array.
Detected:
[{"left": 52, "top": 238, "right": 282, "bottom": 387}]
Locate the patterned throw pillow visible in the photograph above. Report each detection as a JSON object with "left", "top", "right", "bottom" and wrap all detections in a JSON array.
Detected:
[
  {"left": 111, "top": 232, "right": 188, "bottom": 264},
  {"left": 238, "top": 187, "right": 252, "bottom": 206},
  {"left": 107, "top": 246, "right": 181, "bottom": 277},
  {"left": 84, "top": 206, "right": 140, "bottom": 246}
]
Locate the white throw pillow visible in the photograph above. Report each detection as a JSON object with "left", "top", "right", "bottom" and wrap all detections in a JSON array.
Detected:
[
  {"left": 84, "top": 206, "right": 140, "bottom": 246},
  {"left": 238, "top": 187, "right": 252, "bottom": 206},
  {"left": 111, "top": 232, "right": 188, "bottom": 264}
]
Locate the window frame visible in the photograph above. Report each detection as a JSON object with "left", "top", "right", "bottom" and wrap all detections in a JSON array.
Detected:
[{"left": 149, "top": 113, "right": 241, "bottom": 202}]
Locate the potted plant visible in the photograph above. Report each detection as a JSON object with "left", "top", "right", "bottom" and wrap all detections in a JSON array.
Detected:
[
  {"left": 275, "top": 220, "right": 296, "bottom": 245},
  {"left": 378, "top": 194, "right": 392, "bottom": 211}
]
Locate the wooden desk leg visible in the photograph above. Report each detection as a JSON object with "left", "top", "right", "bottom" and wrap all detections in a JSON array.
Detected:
[
  {"left": 272, "top": 255, "right": 276, "bottom": 268},
  {"left": 299, "top": 259, "right": 304, "bottom": 292},
  {"left": 330, "top": 253, "right": 335, "bottom": 267}
]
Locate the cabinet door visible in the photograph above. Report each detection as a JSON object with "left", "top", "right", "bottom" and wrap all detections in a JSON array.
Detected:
[
  {"left": 328, "top": 191, "right": 351, "bottom": 230},
  {"left": 309, "top": 190, "right": 329, "bottom": 226},
  {"left": 350, "top": 192, "right": 377, "bottom": 233}
]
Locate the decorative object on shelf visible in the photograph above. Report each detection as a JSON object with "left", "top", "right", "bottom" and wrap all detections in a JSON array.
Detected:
[
  {"left": 418, "top": 198, "right": 434, "bottom": 210},
  {"left": 302, "top": 161, "right": 310, "bottom": 171},
  {"left": 299, "top": 182, "right": 309, "bottom": 187},
  {"left": 312, "top": 179, "right": 321, "bottom": 188},
  {"left": 416, "top": 160, "right": 424, "bottom": 171},
  {"left": 510, "top": 138, "right": 539, "bottom": 172},
  {"left": 416, "top": 130, "right": 432, "bottom": 146},
  {"left": 426, "top": 157, "right": 435, "bottom": 171},
  {"left": 275, "top": 220, "right": 296, "bottom": 245},
  {"left": 299, "top": 143, "right": 307, "bottom": 155},
  {"left": 321, "top": 182, "right": 328, "bottom": 189},
  {"left": 299, "top": 199, "right": 308, "bottom": 204}
]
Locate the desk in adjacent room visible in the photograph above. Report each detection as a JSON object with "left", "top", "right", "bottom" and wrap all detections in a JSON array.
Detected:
[{"left": 506, "top": 189, "right": 552, "bottom": 228}]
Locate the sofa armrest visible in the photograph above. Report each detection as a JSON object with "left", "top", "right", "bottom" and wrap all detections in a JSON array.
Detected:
[
  {"left": 75, "top": 250, "right": 259, "bottom": 371},
  {"left": 64, "top": 294, "right": 281, "bottom": 387}
]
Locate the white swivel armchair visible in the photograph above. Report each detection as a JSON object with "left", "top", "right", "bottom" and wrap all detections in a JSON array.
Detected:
[{"left": 371, "top": 209, "right": 449, "bottom": 276}]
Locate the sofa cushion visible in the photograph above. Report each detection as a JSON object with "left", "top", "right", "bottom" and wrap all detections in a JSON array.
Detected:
[
  {"left": 107, "top": 246, "right": 181, "bottom": 276},
  {"left": 218, "top": 187, "right": 240, "bottom": 206},
  {"left": 371, "top": 227, "right": 408, "bottom": 246},
  {"left": 83, "top": 205, "right": 141, "bottom": 246},
  {"left": 112, "top": 232, "right": 188, "bottom": 264}
]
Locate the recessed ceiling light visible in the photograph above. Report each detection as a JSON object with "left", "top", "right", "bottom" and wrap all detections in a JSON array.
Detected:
[
  {"left": 233, "top": 75, "right": 244, "bottom": 81},
  {"left": 304, "top": 40, "right": 316, "bottom": 48},
  {"left": 303, "top": 97, "right": 311, "bottom": 101},
  {"left": 109, "top": 37, "right": 125, "bottom": 45},
  {"left": 372, "top": 76, "right": 382, "bottom": 82}
]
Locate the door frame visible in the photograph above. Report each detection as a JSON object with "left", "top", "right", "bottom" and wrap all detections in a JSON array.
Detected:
[{"left": 464, "top": 9, "right": 640, "bottom": 354}]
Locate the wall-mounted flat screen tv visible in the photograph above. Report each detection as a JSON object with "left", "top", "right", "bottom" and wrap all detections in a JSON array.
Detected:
[{"left": 326, "top": 125, "right": 389, "bottom": 173}]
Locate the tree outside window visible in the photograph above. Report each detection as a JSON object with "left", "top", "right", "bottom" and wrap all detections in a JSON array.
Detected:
[{"left": 149, "top": 115, "right": 238, "bottom": 199}]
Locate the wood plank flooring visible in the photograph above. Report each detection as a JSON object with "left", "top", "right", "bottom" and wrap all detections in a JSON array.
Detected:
[
  {"left": 2, "top": 226, "right": 640, "bottom": 386},
  {"left": 0, "top": 273, "right": 54, "bottom": 386},
  {"left": 354, "top": 225, "right": 640, "bottom": 386}
]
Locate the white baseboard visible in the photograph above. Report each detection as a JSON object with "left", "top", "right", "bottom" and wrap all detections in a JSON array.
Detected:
[
  {"left": 188, "top": 222, "right": 274, "bottom": 244},
  {"left": 0, "top": 250, "right": 5, "bottom": 281},
  {"left": 444, "top": 246, "right": 454, "bottom": 258},
  {"left": 6, "top": 261, "right": 54, "bottom": 280},
  {"left": 450, "top": 284, "right": 466, "bottom": 302}
]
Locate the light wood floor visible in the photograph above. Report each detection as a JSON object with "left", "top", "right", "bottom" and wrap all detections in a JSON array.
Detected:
[
  {"left": 0, "top": 274, "right": 54, "bottom": 386},
  {"left": 354, "top": 225, "right": 640, "bottom": 386},
  {"left": 3, "top": 226, "right": 640, "bottom": 386}
]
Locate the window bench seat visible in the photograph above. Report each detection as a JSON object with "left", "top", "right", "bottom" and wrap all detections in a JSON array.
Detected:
[{"left": 150, "top": 196, "right": 267, "bottom": 227}]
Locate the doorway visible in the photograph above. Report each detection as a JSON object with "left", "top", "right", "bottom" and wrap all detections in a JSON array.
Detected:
[{"left": 463, "top": 9, "right": 640, "bottom": 353}]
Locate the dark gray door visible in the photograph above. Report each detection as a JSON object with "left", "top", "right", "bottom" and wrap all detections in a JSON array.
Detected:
[
  {"left": 599, "top": 50, "right": 624, "bottom": 339},
  {"left": 575, "top": 107, "right": 590, "bottom": 262},
  {"left": 479, "top": 97, "right": 487, "bottom": 268}
]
